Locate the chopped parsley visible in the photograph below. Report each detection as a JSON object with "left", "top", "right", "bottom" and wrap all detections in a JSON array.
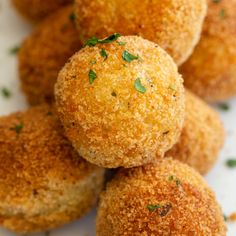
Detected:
[
  {"left": 69, "top": 12, "right": 75, "bottom": 21},
  {"left": 122, "top": 50, "right": 139, "bottom": 63},
  {"left": 118, "top": 41, "right": 126, "bottom": 46},
  {"left": 90, "top": 60, "right": 97, "bottom": 65},
  {"left": 223, "top": 214, "right": 228, "bottom": 221},
  {"left": 1, "top": 87, "right": 11, "bottom": 98},
  {"left": 9, "top": 45, "right": 20, "bottom": 55},
  {"left": 219, "top": 9, "right": 226, "bottom": 18},
  {"left": 213, "top": 0, "right": 221, "bottom": 3},
  {"left": 218, "top": 103, "right": 230, "bottom": 111},
  {"left": 226, "top": 159, "right": 236, "bottom": 168},
  {"left": 147, "top": 204, "right": 162, "bottom": 212},
  {"left": 100, "top": 48, "right": 108, "bottom": 60},
  {"left": 134, "top": 78, "right": 146, "bottom": 94},
  {"left": 84, "top": 33, "right": 121, "bottom": 47},
  {"left": 10, "top": 123, "right": 24, "bottom": 134},
  {"left": 89, "top": 69, "right": 97, "bottom": 84},
  {"left": 168, "top": 175, "right": 181, "bottom": 186},
  {"left": 168, "top": 175, "right": 174, "bottom": 181},
  {"left": 111, "top": 91, "right": 117, "bottom": 97}
]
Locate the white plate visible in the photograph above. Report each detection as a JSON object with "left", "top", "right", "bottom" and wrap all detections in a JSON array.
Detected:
[{"left": 0, "top": 0, "right": 235, "bottom": 235}]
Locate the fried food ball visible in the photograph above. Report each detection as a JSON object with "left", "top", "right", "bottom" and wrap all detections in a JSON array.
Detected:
[
  {"left": 11, "top": 0, "right": 72, "bottom": 22},
  {"left": 55, "top": 35, "right": 185, "bottom": 168},
  {"left": 180, "top": 0, "right": 236, "bottom": 102},
  {"left": 96, "top": 158, "right": 226, "bottom": 236},
  {"left": 19, "top": 5, "right": 82, "bottom": 105},
  {"left": 0, "top": 104, "right": 105, "bottom": 233},
  {"left": 74, "top": 0, "right": 207, "bottom": 65},
  {"left": 166, "top": 90, "right": 225, "bottom": 175}
]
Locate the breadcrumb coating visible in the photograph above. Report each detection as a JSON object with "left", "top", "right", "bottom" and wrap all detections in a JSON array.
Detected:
[
  {"left": 11, "top": 0, "right": 72, "bottom": 22},
  {"left": 96, "top": 158, "right": 226, "bottom": 236},
  {"left": 19, "top": 5, "right": 82, "bottom": 105},
  {"left": 166, "top": 90, "right": 225, "bottom": 174},
  {"left": 180, "top": 0, "right": 236, "bottom": 102},
  {"left": 74, "top": 0, "right": 207, "bottom": 65},
  {"left": 0, "top": 104, "right": 104, "bottom": 233},
  {"left": 55, "top": 36, "right": 185, "bottom": 168}
]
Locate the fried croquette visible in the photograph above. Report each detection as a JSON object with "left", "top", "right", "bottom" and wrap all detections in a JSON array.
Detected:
[
  {"left": 74, "top": 0, "right": 207, "bottom": 65},
  {"left": 19, "top": 5, "right": 82, "bottom": 105},
  {"left": 166, "top": 90, "right": 225, "bottom": 175},
  {"left": 96, "top": 158, "right": 226, "bottom": 236},
  {"left": 180, "top": 0, "right": 236, "bottom": 102},
  {"left": 55, "top": 35, "right": 185, "bottom": 168},
  {"left": 11, "top": 0, "right": 72, "bottom": 22},
  {"left": 0, "top": 104, "right": 104, "bottom": 233}
]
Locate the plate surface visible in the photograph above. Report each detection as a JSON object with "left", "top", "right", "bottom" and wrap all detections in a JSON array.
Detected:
[{"left": 0, "top": 0, "right": 235, "bottom": 235}]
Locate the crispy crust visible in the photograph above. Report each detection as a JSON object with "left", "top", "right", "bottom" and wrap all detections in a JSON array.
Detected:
[
  {"left": 96, "top": 158, "right": 226, "bottom": 236},
  {"left": 18, "top": 5, "right": 82, "bottom": 105},
  {"left": 11, "top": 0, "right": 72, "bottom": 22},
  {"left": 180, "top": 0, "right": 236, "bottom": 102},
  {"left": 0, "top": 104, "right": 105, "bottom": 233},
  {"left": 166, "top": 90, "right": 225, "bottom": 174},
  {"left": 74, "top": 0, "right": 207, "bottom": 65},
  {"left": 55, "top": 36, "right": 185, "bottom": 168}
]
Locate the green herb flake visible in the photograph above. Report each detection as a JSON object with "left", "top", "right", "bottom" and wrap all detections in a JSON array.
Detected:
[
  {"left": 1, "top": 87, "right": 11, "bottom": 98},
  {"left": 111, "top": 91, "right": 117, "bottom": 97},
  {"left": 118, "top": 41, "right": 126, "bottom": 46},
  {"left": 84, "top": 37, "right": 99, "bottom": 47},
  {"left": 219, "top": 9, "right": 226, "bottom": 18},
  {"left": 168, "top": 175, "right": 174, "bottom": 181},
  {"left": 9, "top": 46, "right": 20, "bottom": 55},
  {"left": 122, "top": 50, "right": 139, "bottom": 63},
  {"left": 213, "top": 0, "right": 221, "bottom": 3},
  {"left": 223, "top": 214, "right": 228, "bottom": 221},
  {"left": 10, "top": 123, "right": 24, "bottom": 134},
  {"left": 90, "top": 60, "right": 97, "bottom": 65},
  {"left": 134, "top": 78, "right": 146, "bottom": 94},
  {"left": 89, "top": 69, "right": 97, "bottom": 84},
  {"left": 226, "top": 159, "right": 236, "bottom": 168},
  {"left": 100, "top": 48, "right": 108, "bottom": 60},
  {"left": 147, "top": 204, "right": 162, "bottom": 212},
  {"left": 84, "top": 33, "right": 121, "bottom": 47},
  {"left": 218, "top": 103, "right": 230, "bottom": 111},
  {"left": 176, "top": 179, "right": 181, "bottom": 186},
  {"left": 69, "top": 12, "right": 75, "bottom": 21}
]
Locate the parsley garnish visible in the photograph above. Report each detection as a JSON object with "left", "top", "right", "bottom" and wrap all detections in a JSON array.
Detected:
[
  {"left": 219, "top": 9, "right": 226, "bottom": 18},
  {"left": 134, "top": 78, "right": 146, "bottom": 94},
  {"left": 226, "top": 159, "right": 236, "bottom": 168},
  {"left": 168, "top": 175, "right": 174, "bottom": 181},
  {"left": 90, "top": 60, "right": 97, "bottom": 65},
  {"left": 10, "top": 123, "right": 24, "bottom": 134},
  {"left": 84, "top": 33, "right": 121, "bottom": 47},
  {"left": 218, "top": 103, "right": 230, "bottom": 111},
  {"left": 147, "top": 204, "right": 162, "bottom": 212},
  {"left": 100, "top": 49, "right": 108, "bottom": 60},
  {"left": 213, "top": 0, "right": 221, "bottom": 3},
  {"left": 9, "top": 46, "right": 20, "bottom": 55},
  {"left": 69, "top": 12, "right": 75, "bottom": 21},
  {"left": 122, "top": 50, "right": 139, "bottom": 63},
  {"left": 118, "top": 41, "right": 126, "bottom": 46},
  {"left": 89, "top": 69, "right": 97, "bottom": 84},
  {"left": 1, "top": 87, "right": 11, "bottom": 98}
]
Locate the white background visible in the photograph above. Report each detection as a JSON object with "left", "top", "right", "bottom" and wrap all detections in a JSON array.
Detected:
[{"left": 0, "top": 0, "right": 236, "bottom": 235}]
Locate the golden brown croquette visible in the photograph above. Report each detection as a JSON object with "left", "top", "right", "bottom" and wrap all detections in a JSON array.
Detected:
[
  {"left": 55, "top": 36, "right": 185, "bottom": 168},
  {"left": 166, "top": 90, "right": 225, "bottom": 175},
  {"left": 96, "top": 158, "right": 226, "bottom": 236},
  {"left": 11, "top": 0, "right": 72, "bottom": 22},
  {"left": 74, "top": 0, "right": 207, "bottom": 65},
  {"left": 180, "top": 0, "right": 236, "bottom": 102},
  {"left": 19, "top": 5, "right": 82, "bottom": 105},
  {"left": 0, "top": 104, "right": 104, "bottom": 233}
]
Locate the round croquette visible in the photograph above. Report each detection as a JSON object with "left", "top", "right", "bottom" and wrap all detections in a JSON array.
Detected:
[
  {"left": 74, "top": 0, "right": 207, "bottom": 65},
  {"left": 180, "top": 0, "right": 236, "bottom": 102},
  {"left": 55, "top": 36, "right": 185, "bottom": 168},
  {"left": 0, "top": 104, "right": 105, "bottom": 233},
  {"left": 11, "top": 0, "right": 72, "bottom": 22},
  {"left": 166, "top": 90, "right": 225, "bottom": 175},
  {"left": 19, "top": 5, "right": 82, "bottom": 105},
  {"left": 96, "top": 158, "right": 226, "bottom": 236}
]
